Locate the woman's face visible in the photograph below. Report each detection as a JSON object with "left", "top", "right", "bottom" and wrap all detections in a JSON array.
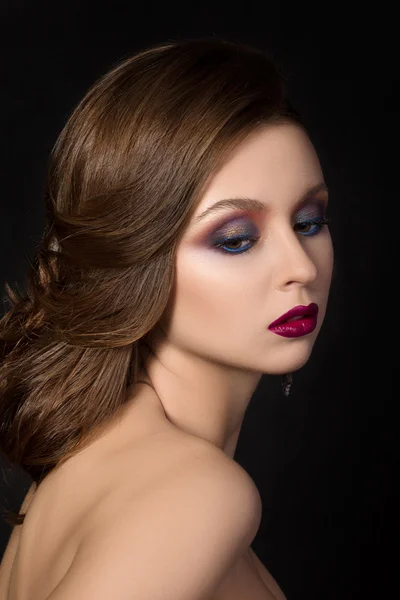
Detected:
[{"left": 163, "top": 121, "right": 333, "bottom": 375}]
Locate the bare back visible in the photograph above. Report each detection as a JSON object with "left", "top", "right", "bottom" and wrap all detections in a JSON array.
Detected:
[{"left": 0, "top": 390, "right": 286, "bottom": 600}]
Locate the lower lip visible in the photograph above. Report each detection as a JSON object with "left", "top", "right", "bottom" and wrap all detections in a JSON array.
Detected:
[{"left": 268, "top": 315, "right": 318, "bottom": 338}]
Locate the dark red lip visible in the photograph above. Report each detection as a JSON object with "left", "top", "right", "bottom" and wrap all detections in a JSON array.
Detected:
[{"left": 268, "top": 303, "right": 319, "bottom": 328}]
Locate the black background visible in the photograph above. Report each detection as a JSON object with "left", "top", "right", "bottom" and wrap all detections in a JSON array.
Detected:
[{"left": 0, "top": 3, "right": 395, "bottom": 599}]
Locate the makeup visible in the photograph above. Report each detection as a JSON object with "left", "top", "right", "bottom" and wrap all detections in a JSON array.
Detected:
[
  {"left": 268, "top": 303, "right": 319, "bottom": 338},
  {"left": 209, "top": 217, "right": 260, "bottom": 255}
]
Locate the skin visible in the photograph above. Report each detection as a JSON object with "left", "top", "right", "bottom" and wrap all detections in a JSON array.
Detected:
[
  {"left": 132, "top": 120, "right": 334, "bottom": 460},
  {"left": 0, "top": 121, "right": 332, "bottom": 600}
]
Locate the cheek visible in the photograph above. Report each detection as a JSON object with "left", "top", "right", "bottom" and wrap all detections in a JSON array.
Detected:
[
  {"left": 310, "top": 235, "right": 334, "bottom": 327},
  {"left": 323, "top": 234, "right": 334, "bottom": 283},
  {"left": 170, "top": 255, "right": 252, "bottom": 335},
  {"left": 312, "top": 232, "right": 334, "bottom": 285}
]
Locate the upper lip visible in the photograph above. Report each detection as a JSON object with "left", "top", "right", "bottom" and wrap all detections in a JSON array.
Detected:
[{"left": 268, "top": 303, "right": 319, "bottom": 328}]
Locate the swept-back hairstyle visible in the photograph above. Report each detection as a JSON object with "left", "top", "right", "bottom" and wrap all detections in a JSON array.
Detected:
[{"left": 0, "top": 37, "right": 303, "bottom": 526}]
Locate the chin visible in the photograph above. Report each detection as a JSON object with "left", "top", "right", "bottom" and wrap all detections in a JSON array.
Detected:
[{"left": 261, "top": 339, "right": 317, "bottom": 375}]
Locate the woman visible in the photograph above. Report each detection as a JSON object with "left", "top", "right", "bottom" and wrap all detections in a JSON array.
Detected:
[{"left": 0, "top": 37, "right": 333, "bottom": 599}]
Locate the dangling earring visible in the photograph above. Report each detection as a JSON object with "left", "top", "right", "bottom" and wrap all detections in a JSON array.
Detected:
[{"left": 281, "top": 373, "right": 293, "bottom": 397}]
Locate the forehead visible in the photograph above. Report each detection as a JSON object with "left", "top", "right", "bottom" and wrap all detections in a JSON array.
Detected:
[{"left": 195, "top": 122, "right": 324, "bottom": 213}]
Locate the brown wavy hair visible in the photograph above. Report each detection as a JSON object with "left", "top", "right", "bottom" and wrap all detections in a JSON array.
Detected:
[{"left": 0, "top": 36, "right": 303, "bottom": 526}]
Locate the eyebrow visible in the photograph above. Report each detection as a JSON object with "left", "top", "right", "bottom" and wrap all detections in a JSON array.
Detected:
[{"left": 194, "top": 182, "right": 329, "bottom": 223}]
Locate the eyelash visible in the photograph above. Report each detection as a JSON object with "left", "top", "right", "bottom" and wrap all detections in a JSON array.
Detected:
[{"left": 213, "top": 218, "right": 330, "bottom": 256}]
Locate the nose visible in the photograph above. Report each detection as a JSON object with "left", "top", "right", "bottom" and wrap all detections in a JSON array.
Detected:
[{"left": 273, "top": 230, "right": 318, "bottom": 290}]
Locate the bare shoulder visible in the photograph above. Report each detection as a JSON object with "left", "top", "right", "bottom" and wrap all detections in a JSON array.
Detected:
[{"left": 46, "top": 436, "right": 262, "bottom": 600}]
